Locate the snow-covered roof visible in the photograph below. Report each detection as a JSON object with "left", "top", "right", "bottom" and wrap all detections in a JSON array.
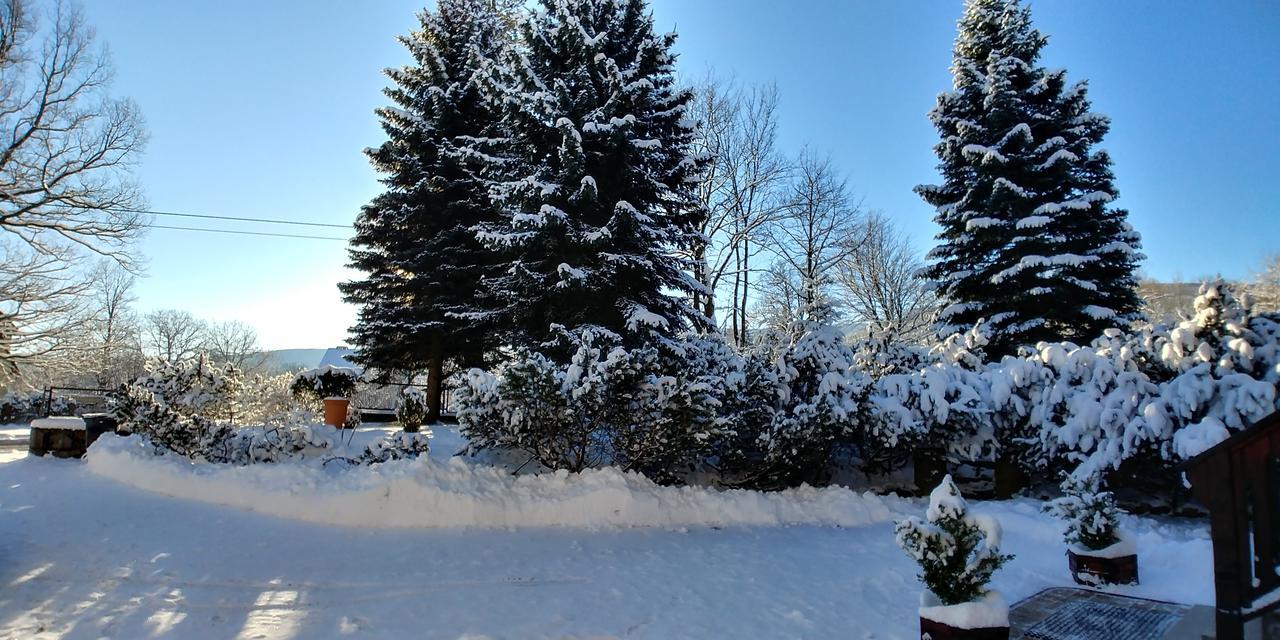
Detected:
[{"left": 318, "top": 347, "right": 361, "bottom": 374}]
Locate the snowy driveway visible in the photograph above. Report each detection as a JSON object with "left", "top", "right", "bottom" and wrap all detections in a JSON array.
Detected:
[{"left": 0, "top": 452, "right": 1212, "bottom": 639}]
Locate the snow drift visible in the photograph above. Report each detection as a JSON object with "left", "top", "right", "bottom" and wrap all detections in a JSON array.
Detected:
[{"left": 86, "top": 435, "right": 893, "bottom": 530}]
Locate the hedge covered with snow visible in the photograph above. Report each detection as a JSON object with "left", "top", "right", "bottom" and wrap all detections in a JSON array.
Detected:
[
  {"left": 456, "top": 280, "right": 1279, "bottom": 490},
  {"left": 85, "top": 434, "right": 894, "bottom": 529}
]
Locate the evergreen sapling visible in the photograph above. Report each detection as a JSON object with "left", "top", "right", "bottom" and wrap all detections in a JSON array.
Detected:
[{"left": 895, "top": 475, "right": 1013, "bottom": 605}]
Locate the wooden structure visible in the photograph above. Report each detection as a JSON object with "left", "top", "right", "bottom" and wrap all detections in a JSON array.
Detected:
[{"left": 1183, "top": 411, "right": 1280, "bottom": 640}]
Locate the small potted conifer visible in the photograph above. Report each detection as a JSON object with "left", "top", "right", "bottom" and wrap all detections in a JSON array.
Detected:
[
  {"left": 896, "top": 475, "right": 1014, "bottom": 640},
  {"left": 396, "top": 387, "right": 427, "bottom": 433},
  {"left": 1043, "top": 474, "right": 1137, "bottom": 586}
]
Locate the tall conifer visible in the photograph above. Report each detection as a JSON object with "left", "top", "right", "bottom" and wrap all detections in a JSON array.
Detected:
[
  {"left": 472, "top": 0, "right": 708, "bottom": 355},
  {"left": 918, "top": 0, "right": 1144, "bottom": 355},
  {"left": 342, "top": 0, "right": 511, "bottom": 419}
]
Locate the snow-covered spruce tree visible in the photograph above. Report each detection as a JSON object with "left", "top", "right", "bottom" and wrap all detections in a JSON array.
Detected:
[
  {"left": 917, "top": 0, "right": 1144, "bottom": 356},
  {"left": 341, "top": 0, "right": 513, "bottom": 421},
  {"left": 472, "top": 0, "right": 708, "bottom": 355},
  {"left": 896, "top": 475, "right": 1013, "bottom": 606}
]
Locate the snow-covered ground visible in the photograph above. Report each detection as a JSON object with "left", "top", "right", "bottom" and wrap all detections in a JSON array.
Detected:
[
  {"left": 0, "top": 426, "right": 1213, "bottom": 639},
  {"left": 0, "top": 422, "right": 29, "bottom": 446}
]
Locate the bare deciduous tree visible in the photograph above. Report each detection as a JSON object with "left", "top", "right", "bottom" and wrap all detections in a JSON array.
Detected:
[
  {"left": 758, "top": 150, "right": 862, "bottom": 338},
  {"left": 834, "top": 212, "right": 934, "bottom": 342},
  {"left": 84, "top": 259, "right": 141, "bottom": 386},
  {"left": 0, "top": 0, "right": 146, "bottom": 379},
  {"left": 0, "top": 240, "right": 88, "bottom": 383},
  {"left": 142, "top": 309, "right": 206, "bottom": 363},
  {"left": 204, "top": 320, "right": 265, "bottom": 373},
  {"left": 687, "top": 75, "right": 790, "bottom": 346},
  {"left": 1247, "top": 254, "right": 1280, "bottom": 313}
]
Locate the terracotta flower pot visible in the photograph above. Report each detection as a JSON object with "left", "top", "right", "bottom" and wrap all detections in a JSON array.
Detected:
[
  {"left": 323, "top": 397, "right": 350, "bottom": 428},
  {"left": 1066, "top": 533, "right": 1138, "bottom": 586},
  {"left": 918, "top": 591, "right": 1010, "bottom": 640}
]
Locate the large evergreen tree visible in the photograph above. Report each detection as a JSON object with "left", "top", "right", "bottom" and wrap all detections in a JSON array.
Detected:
[
  {"left": 341, "top": 0, "right": 511, "bottom": 420},
  {"left": 472, "top": 0, "right": 708, "bottom": 355},
  {"left": 917, "top": 0, "right": 1144, "bottom": 356}
]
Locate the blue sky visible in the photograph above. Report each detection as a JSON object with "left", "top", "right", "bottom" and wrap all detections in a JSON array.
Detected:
[{"left": 82, "top": 1, "right": 1279, "bottom": 349}]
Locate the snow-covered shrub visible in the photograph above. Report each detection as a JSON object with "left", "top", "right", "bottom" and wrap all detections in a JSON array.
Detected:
[
  {"left": 111, "top": 383, "right": 236, "bottom": 460},
  {"left": 1019, "top": 340, "right": 1157, "bottom": 477},
  {"left": 133, "top": 357, "right": 243, "bottom": 420},
  {"left": 290, "top": 365, "right": 360, "bottom": 408},
  {"left": 1, "top": 390, "right": 37, "bottom": 422},
  {"left": 396, "top": 386, "right": 428, "bottom": 431},
  {"left": 736, "top": 326, "right": 868, "bottom": 489},
  {"left": 851, "top": 328, "right": 931, "bottom": 379},
  {"left": 866, "top": 327, "right": 996, "bottom": 468},
  {"left": 1060, "top": 281, "right": 1280, "bottom": 481},
  {"left": 895, "top": 475, "right": 1013, "bottom": 606},
  {"left": 236, "top": 372, "right": 297, "bottom": 425},
  {"left": 3, "top": 390, "right": 79, "bottom": 420},
  {"left": 457, "top": 328, "right": 739, "bottom": 481},
  {"left": 617, "top": 333, "right": 737, "bottom": 482},
  {"left": 1042, "top": 475, "right": 1121, "bottom": 551},
  {"left": 203, "top": 423, "right": 428, "bottom": 466},
  {"left": 111, "top": 357, "right": 243, "bottom": 461},
  {"left": 361, "top": 430, "right": 431, "bottom": 463},
  {"left": 712, "top": 350, "right": 785, "bottom": 482}
]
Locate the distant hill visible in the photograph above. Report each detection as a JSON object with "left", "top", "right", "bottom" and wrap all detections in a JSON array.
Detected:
[
  {"left": 261, "top": 348, "right": 361, "bottom": 374},
  {"left": 261, "top": 349, "right": 328, "bottom": 373}
]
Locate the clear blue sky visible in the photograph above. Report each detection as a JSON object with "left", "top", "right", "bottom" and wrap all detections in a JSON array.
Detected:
[{"left": 83, "top": 1, "right": 1280, "bottom": 349}]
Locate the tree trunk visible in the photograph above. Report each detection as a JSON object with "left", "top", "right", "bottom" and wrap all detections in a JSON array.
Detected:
[
  {"left": 993, "top": 450, "right": 1027, "bottom": 499},
  {"left": 913, "top": 448, "right": 946, "bottom": 494},
  {"left": 426, "top": 334, "right": 444, "bottom": 424},
  {"left": 740, "top": 237, "right": 749, "bottom": 343},
  {"left": 731, "top": 243, "right": 742, "bottom": 346}
]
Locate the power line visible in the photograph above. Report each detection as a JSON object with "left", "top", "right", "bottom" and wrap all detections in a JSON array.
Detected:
[
  {"left": 147, "top": 224, "right": 348, "bottom": 241},
  {"left": 124, "top": 207, "right": 352, "bottom": 229}
]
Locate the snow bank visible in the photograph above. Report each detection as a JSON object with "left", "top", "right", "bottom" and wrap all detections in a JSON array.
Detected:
[
  {"left": 85, "top": 435, "right": 893, "bottom": 530},
  {"left": 31, "top": 417, "right": 85, "bottom": 431}
]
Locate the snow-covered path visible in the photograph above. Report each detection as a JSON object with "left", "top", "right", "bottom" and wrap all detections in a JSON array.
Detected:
[{"left": 0, "top": 450, "right": 1212, "bottom": 639}]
